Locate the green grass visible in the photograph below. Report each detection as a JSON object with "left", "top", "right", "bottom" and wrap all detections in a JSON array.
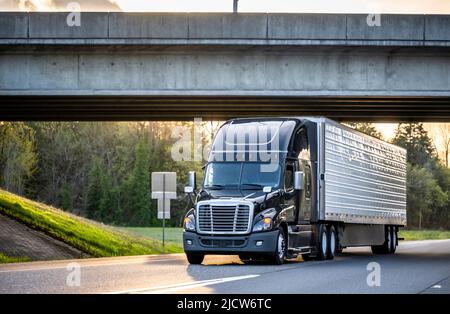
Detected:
[
  {"left": 0, "top": 189, "right": 183, "bottom": 258},
  {"left": 399, "top": 229, "right": 450, "bottom": 241},
  {"left": 120, "top": 227, "right": 184, "bottom": 246},
  {"left": 0, "top": 253, "right": 31, "bottom": 264}
]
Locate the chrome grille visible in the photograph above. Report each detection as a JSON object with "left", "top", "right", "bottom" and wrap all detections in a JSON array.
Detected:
[{"left": 196, "top": 201, "right": 253, "bottom": 235}]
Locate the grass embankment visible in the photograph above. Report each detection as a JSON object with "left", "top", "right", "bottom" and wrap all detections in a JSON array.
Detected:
[
  {"left": 399, "top": 230, "right": 450, "bottom": 241},
  {"left": 0, "top": 253, "right": 31, "bottom": 264},
  {"left": 0, "top": 189, "right": 183, "bottom": 258},
  {"left": 121, "top": 227, "right": 184, "bottom": 246}
]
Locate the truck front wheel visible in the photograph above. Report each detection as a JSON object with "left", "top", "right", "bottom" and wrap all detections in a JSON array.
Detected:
[
  {"left": 186, "top": 253, "right": 205, "bottom": 265},
  {"left": 271, "top": 228, "right": 286, "bottom": 265}
]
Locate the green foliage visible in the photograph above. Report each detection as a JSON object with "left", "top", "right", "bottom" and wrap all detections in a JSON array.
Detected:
[
  {"left": 393, "top": 123, "right": 437, "bottom": 167},
  {"left": 86, "top": 158, "right": 103, "bottom": 219},
  {"left": 399, "top": 229, "right": 450, "bottom": 241},
  {"left": 406, "top": 164, "right": 447, "bottom": 229},
  {"left": 0, "top": 189, "right": 182, "bottom": 256},
  {"left": 392, "top": 123, "right": 449, "bottom": 229},
  {"left": 123, "top": 139, "right": 152, "bottom": 226},
  {"left": 0, "top": 122, "right": 37, "bottom": 195},
  {"left": 59, "top": 184, "right": 73, "bottom": 211}
]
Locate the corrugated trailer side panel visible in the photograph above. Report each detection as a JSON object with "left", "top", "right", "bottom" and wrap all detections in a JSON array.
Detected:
[{"left": 322, "top": 119, "right": 407, "bottom": 226}]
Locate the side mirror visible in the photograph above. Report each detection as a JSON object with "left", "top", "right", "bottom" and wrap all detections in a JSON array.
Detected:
[
  {"left": 294, "top": 171, "right": 304, "bottom": 190},
  {"left": 263, "top": 186, "right": 272, "bottom": 193},
  {"left": 185, "top": 171, "right": 196, "bottom": 194}
]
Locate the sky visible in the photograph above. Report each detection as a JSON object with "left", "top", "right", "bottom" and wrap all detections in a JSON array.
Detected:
[{"left": 2, "top": 0, "right": 450, "bottom": 13}]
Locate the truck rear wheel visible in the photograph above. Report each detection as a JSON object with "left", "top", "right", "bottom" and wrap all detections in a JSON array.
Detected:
[
  {"left": 371, "top": 226, "right": 392, "bottom": 254},
  {"left": 327, "top": 225, "right": 337, "bottom": 260},
  {"left": 390, "top": 227, "right": 397, "bottom": 254},
  {"left": 317, "top": 224, "right": 328, "bottom": 260},
  {"left": 186, "top": 253, "right": 205, "bottom": 265}
]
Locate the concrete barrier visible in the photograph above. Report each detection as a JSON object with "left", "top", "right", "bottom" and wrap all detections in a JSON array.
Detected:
[
  {"left": 109, "top": 13, "right": 188, "bottom": 39},
  {"left": 268, "top": 14, "right": 346, "bottom": 40},
  {"left": 29, "top": 12, "right": 108, "bottom": 38}
]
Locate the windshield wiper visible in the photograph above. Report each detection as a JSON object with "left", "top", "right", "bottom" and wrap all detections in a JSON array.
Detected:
[{"left": 240, "top": 183, "right": 265, "bottom": 190}]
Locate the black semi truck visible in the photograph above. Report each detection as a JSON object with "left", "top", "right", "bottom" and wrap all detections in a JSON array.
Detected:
[{"left": 182, "top": 117, "right": 407, "bottom": 265}]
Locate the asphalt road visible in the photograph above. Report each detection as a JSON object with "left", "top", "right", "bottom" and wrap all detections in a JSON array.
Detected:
[{"left": 1, "top": 240, "right": 449, "bottom": 294}]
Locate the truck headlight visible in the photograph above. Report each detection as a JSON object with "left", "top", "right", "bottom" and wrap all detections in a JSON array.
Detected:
[
  {"left": 252, "top": 217, "right": 273, "bottom": 232},
  {"left": 184, "top": 214, "right": 196, "bottom": 231}
]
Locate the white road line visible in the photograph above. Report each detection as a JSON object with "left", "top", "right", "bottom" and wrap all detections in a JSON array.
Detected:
[
  {"left": 106, "top": 275, "right": 260, "bottom": 294},
  {"left": 0, "top": 256, "right": 185, "bottom": 273}
]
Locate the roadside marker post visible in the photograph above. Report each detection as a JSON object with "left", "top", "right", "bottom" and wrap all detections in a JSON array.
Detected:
[{"left": 151, "top": 172, "right": 177, "bottom": 250}]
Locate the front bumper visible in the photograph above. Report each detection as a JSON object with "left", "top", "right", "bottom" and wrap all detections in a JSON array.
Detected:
[{"left": 183, "top": 229, "right": 278, "bottom": 255}]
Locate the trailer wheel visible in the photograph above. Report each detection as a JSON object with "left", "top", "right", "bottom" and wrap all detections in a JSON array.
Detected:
[
  {"left": 371, "top": 226, "right": 392, "bottom": 254},
  {"left": 390, "top": 227, "right": 397, "bottom": 254},
  {"left": 317, "top": 224, "right": 328, "bottom": 260},
  {"left": 327, "top": 225, "right": 337, "bottom": 260},
  {"left": 186, "top": 253, "right": 205, "bottom": 265},
  {"left": 271, "top": 228, "right": 286, "bottom": 265}
]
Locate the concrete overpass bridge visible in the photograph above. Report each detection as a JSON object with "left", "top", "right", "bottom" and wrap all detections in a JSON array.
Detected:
[{"left": 1, "top": 12, "right": 450, "bottom": 121}]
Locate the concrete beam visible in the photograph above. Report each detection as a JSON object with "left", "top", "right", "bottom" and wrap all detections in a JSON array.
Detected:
[{"left": 1, "top": 48, "right": 450, "bottom": 96}]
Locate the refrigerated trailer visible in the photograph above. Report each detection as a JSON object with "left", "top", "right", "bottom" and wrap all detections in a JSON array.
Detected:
[{"left": 182, "top": 117, "right": 407, "bottom": 265}]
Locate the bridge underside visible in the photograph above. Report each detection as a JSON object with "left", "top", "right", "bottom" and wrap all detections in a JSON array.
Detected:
[
  {"left": 2, "top": 13, "right": 450, "bottom": 121},
  {"left": 1, "top": 95, "right": 449, "bottom": 121}
]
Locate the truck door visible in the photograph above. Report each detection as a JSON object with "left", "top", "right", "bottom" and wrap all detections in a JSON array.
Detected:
[
  {"left": 298, "top": 161, "right": 312, "bottom": 221},
  {"left": 293, "top": 127, "right": 312, "bottom": 222},
  {"left": 282, "top": 161, "right": 296, "bottom": 223}
]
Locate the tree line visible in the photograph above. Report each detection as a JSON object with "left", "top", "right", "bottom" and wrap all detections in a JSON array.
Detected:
[
  {"left": 0, "top": 122, "right": 203, "bottom": 227},
  {"left": 0, "top": 121, "right": 448, "bottom": 229}
]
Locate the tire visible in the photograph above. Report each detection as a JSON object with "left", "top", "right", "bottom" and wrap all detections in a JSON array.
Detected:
[
  {"left": 371, "top": 226, "right": 392, "bottom": 255},
  {"left": 390, "top": 227, "right": 397, "bottom": 254},
  {"left": 327, "top": 225, "right": 337, "bottom": 260},
  {"left": 186, "top": 253, "right": 204, "bottom": 265},
  {"left": 271, "top": 228, "right": 287, "bottom": 265},
  {"left": 317, "top": 224, "right": 328, "bottom": 260}
]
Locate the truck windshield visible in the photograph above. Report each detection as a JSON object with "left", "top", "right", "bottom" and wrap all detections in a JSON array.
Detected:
[{"left": 204, "top": 162, "right": 281, "bottom": 190}]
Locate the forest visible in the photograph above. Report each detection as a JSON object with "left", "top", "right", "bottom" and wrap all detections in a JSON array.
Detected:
[{"left": 0, "top": 121, "right": 448, "bottom": 229}]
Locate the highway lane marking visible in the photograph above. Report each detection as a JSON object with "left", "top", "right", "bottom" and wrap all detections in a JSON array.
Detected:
[
  {"left": 106, "top": 274, "right": 260, "bottom": 294},
  {"left": 0, "top": 256, "right": 186, "bottom": 273}
]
